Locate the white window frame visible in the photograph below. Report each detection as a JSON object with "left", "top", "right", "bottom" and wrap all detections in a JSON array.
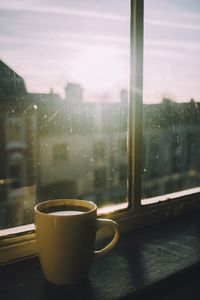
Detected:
[{"left": 1, "top": 0, "right": 200, "bottom": 265}]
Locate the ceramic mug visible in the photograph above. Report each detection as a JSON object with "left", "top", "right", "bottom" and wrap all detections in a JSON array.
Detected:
[{"left": 34, "top": 199, "right": 119, "bottom": 285}]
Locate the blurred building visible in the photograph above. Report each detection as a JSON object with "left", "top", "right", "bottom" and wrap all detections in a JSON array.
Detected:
[
  {"left": 142, "top": 99, "right": 200, "bottom": 198},
  {"left": 0, "top": 60, "right": 37, "bottom": 228},
  {"left": 1, "top": 59, "right": 200, "bottom": 227},
  {"left": 38, "top": 83, "right": 128, "bottom": 205}
]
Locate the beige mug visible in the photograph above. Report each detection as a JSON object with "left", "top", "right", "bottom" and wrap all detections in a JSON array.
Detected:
[{"left": 34, "top": 199, "right": 119, "bottom": 285}]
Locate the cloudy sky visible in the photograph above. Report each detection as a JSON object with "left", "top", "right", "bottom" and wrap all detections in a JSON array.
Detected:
[
  {"left": 0, "top": 0, "right": 199, "bottom": 103},
  {"left": 144, "top": 0, "right": 200, "bottom": 103},
  {"left": 0, "top": 0, "right": 130, "bottom": 102}
]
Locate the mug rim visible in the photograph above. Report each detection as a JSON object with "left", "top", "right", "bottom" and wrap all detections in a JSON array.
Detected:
[{"left": 34, "top": 199, "right": 97, "bottom": 217}]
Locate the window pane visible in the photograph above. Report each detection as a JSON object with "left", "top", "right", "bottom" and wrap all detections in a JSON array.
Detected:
[
  {"left": 142, "top": 0, "right": 200, "bottom": 202},
  {"left": 0, "top": 1, "right": 130, "bottom": 229}
]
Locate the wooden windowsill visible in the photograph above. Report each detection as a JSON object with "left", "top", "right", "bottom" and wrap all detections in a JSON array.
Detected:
[{"left": 1, "top": 210, "right": 200, "bottom": 299}]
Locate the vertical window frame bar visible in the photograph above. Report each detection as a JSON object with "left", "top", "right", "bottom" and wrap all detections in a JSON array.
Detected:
[{"left": 129, "top": 0, "right": 144, "bottom": 212}]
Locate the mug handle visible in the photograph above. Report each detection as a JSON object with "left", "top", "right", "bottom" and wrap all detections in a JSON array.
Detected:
[{"left": 95, "top": 218, "right": 119, "bottom": 259}]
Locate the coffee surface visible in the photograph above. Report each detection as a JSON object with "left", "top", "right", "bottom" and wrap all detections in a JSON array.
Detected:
[
  {"left": 48, "top": 210, "right": 84, "bottom": 216},
  {"left": 42, "top": 204, "right": 89, "bottom": 214}
]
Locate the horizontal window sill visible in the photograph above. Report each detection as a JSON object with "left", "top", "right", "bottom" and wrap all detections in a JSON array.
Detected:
[{"left": 1, "top": 210, "right": 200, "bottom": 299}]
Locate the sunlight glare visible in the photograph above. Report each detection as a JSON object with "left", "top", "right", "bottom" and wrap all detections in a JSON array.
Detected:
[
  {"left": 97, "top": 202, "right": 128, "bottom": 215},
  {"left": 72, "top": 46, "right": 126, "bottom": 92}
]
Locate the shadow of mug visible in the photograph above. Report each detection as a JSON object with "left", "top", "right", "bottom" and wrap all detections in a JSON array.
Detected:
[{"left": 42, "top": 278, "right": 95, "bottom": 300}]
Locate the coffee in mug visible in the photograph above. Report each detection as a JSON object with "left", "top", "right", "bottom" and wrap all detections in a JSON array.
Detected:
[{"left": 34, "top": 199, "right": 119, "bottom": 285}]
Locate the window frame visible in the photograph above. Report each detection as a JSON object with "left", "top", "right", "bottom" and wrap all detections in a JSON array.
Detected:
[{"left": 1, "top": 0, "right": 200, "bottom": 265}]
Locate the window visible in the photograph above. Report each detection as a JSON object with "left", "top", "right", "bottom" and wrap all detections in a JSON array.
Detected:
[
  {"left": 0, "top": 0, "right": 130, "bottom": 234},
  {"left": 94, "top": 168, "right": 106, "bottom": 189},
  {"left": 142, "top": 0, "right": 200, "bottom": 204},
  {"left": 1, "top": 0, "right": 200, "bottom": 264},
  {"left": 93, "top": 141, "right": 106, "bottom": 160},
  {"left": 52, "top": 144, "right": 68, "bottom": 162}
]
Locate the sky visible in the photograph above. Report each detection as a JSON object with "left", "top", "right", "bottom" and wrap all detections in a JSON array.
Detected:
[
  {"left": 0, "top": 0, "right": 130, "bottom": 102},
  {"left": 144, "top": 0, "right": 200, "bottom": 103},
  {"left": 0, "top": 0, "right": 199, "bottom": 103}
]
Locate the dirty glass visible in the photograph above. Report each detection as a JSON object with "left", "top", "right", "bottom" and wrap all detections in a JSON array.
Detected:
[
  {"left": 142, "top": 0, "right": 200, "bottom": 203},
  {"left": 0, "top": 0, "right": 130, "bottom": 229}
]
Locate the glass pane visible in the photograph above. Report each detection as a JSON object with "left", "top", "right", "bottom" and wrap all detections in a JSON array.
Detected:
[
  {"left": 0, "top": 0, "right": 130, "bottom": 229},
  {"left": 142, "top": 0, "right": 200, "bottom": 203}
]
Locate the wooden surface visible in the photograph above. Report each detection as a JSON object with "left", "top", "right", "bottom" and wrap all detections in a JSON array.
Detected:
[{"left": 1, "top": 211, "right": 200, "bottom": 299}]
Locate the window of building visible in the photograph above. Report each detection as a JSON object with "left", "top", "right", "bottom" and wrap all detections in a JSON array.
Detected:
[
  {"left": 119, "top": 138, "right": 127, "bottom": 155},
  {"left": 52, "top": 144, "right": 68, "bottom": 162},
  {"left": 93, "top": 141, "right": 106, "bottom": 160},
  {"left": 94, "top": 168, "right": 106, "bottom": 188}
]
